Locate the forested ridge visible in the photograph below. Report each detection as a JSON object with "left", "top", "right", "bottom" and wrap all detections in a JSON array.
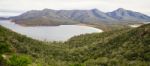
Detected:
[{"left": 0, "top": 24, "right": 150, "bottom": 66}]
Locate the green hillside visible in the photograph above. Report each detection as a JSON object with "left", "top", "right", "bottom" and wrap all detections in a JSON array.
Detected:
[{"left": 0, "top": 24, "right": 150, "bottom": 66}]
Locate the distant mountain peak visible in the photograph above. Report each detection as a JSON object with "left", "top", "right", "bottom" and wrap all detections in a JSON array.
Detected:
[
  {"left": 10, "top": 8, "right": 150, "bottom": 25},
  {"left": 91, "top": 8, "right": 99, "bottom": 11},
  {"left": 116, "top": 8, "right": 126, "bottom": 11},
  {"left": 113, "top": 8, "right": 128, "bottom": 14}
]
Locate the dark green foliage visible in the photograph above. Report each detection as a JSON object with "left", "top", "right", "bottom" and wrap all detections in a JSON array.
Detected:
[
  {"left": 0, "top": 24, "right": 150, "bottom": 66},
  {"left": 70, "top": 63, "right": 85, "bottom": 66},
  {"left": 6, "top": 54, "right": 31, "bottom": 66},
  {"left": 144, "top": 52, "right": 150, "bottom": 61},
  {"left": 0, "top": 43, "right": 10, "bottom": 54},
  {"left": 0, "top": 37, "right": 11, "bottom": 66}
]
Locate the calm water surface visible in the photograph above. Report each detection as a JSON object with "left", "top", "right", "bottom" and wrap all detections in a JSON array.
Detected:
[{"left": 0, "top": 20, "right": 103, "bottom": 41}]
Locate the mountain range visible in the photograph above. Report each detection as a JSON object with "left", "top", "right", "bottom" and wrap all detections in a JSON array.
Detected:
[
  {"left": 0, "top": 17, "right": 8, "bottom": 20},
  {"left": 10, "top": 8, "right": 150, "bottom": 26}
]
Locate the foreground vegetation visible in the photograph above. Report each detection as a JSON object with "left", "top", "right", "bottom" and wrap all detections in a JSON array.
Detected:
[{"left": 0, "top": 24, "right": 150, "bottom": 66}]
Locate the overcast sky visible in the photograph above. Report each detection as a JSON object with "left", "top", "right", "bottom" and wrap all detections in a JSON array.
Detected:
[{"left": 0, "top": 0, "right": 150, "bottom": 16}]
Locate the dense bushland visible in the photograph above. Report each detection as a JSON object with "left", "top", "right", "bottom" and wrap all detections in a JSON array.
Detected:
[{"left": 0, "top": 24, "right": 150, "bottom": 66}]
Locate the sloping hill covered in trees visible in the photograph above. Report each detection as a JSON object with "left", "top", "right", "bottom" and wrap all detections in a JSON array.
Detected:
[{"left": 0, "top": 24, "right": 150, "bottom": 66}]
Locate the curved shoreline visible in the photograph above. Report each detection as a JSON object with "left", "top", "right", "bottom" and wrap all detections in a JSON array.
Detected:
[{"left": 0, "top": 20, "right": 103, "bottom": 41}]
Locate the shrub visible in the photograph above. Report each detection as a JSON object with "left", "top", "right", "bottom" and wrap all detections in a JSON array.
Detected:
[
  {"left": 0, "top": 43, "right": 10, "bottom": 54},
  {"left": 144, "top": 52, "right": 150, "bottom": 61},
  {"left": 7, "top": 54, "right": 32, "bottom": 66}
]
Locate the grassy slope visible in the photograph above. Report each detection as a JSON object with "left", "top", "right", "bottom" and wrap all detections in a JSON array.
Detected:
[{"left": 0, "top": 24, "right": 150, "bottom": 66}]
